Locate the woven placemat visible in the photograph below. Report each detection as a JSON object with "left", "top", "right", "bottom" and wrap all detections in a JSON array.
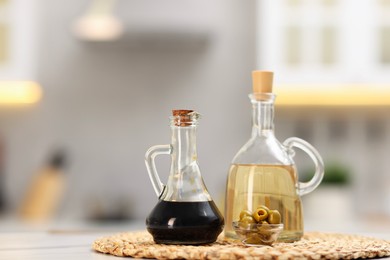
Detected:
[{"left": 93, "top": 231, "right": 390, "bottom": 259}]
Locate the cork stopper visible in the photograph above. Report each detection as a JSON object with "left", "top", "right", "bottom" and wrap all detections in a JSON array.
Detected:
[
  {"left": 252, "top": 71, "right": 274, "bottom": 93},
  {"left": 172, "top": 109, "right": 196, "bottom": 126}
]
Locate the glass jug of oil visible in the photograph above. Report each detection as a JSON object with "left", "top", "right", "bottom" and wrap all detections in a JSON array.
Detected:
[
  {"left": 224, "top": 71, "right": 324, "bottom": 242},
  {"left": 145, "top": 110, "right": 224, "bottom": 245}
]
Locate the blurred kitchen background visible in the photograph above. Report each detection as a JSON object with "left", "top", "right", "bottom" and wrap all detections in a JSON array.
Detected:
[{"left": 0, "top": 0, "right": 390, "bottom": 232}]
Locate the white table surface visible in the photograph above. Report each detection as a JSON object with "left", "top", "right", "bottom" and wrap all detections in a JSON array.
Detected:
[
  {"left": 0, "top": 219, "right": 145, "bottom": 260},
  {"left": 0, "top": 219, "right": 389, "bottom": 260}
]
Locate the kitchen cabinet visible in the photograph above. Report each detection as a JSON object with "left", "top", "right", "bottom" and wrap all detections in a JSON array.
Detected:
[{"left": 257, "top": 0, "right": 390, "bottom": 85}]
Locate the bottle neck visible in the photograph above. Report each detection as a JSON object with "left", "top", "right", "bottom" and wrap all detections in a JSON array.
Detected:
[
  {"left": 250, "top": 94, "right": 275, "bottom": 137},
  {"left": 170, "top": 125, "right": 198, "bottom": 170},
  {"left": 164, "top": 123, "right": 211, "bottom": 202}
]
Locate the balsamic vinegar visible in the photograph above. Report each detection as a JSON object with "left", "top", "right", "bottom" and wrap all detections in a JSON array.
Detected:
[{"left": 146, "top": 200, "right": 224, "bottom": 245}]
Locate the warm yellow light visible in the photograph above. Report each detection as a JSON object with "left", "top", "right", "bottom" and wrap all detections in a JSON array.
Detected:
[
  {"left": 275, "top": 84, "right": 390, "bottom": 106},
  {"left": 0, "top": 81, "right": 42, "bottom": 105}
]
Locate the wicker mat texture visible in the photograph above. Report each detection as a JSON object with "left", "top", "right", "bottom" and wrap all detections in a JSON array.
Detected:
[{"left": 93, "top": 231, "right": 390, "bottom": 259}]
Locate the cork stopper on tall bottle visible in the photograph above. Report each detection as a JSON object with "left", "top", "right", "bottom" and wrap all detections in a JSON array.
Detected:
[
  {"left": 252, "top": 70, "right": 274, "bottom": 93},
  {"left": 172, "top": 109, "right": 197, "bottom": 126}
]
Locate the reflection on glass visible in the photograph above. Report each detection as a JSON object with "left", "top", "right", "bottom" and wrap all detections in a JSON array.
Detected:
[
  {"left": 0, "top": 23, "right": 7, "bottom": 63},
  {"left": 380, "top": 27, "right": 390, "bottom": 64},
  {"left": 285, "top": 26, "right": 302, "bottom": 65},
  {"left": 321, "top": 26, "right": 336, "bottom": 65}
]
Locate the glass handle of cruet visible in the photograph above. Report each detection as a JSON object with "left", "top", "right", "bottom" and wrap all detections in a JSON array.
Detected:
[
  {"left": 283, "top": 137, "right": 324, "bottom": 196},
  {"left": 144, "top": 144, "right": 172, "bottom": 197}
]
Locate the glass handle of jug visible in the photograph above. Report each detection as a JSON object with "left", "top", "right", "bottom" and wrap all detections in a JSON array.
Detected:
[
  {"left": 283, "top": 137, "right": 324, "bottom": 196},
  {"left": 145, "top": 144, "right": 172, "bottom": 197}
]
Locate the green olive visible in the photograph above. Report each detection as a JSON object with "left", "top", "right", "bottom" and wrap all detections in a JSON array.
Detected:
[
  {"left": 240, "top": 215, "right": 256, "bottom": 224},
  {"left": 268, "top": 210, "right": 281, "bottom": 224},
  {"left": 257, "top": 221, "right": 272, "bottom": 235},
  {"left": 239, "top": 210, "right": 252, "bottom": 220},
  {"left": 245, "top": 235, "right": 262, "bottom": 245},
  {"left": 252, "top": 206, "right": 269, "bottom": 222}
]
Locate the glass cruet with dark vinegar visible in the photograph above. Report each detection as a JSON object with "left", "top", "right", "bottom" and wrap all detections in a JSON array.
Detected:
[
  {"left": 145, "top": 110, "right": 224, "bottom": 245},
  {"left": 224, "top": 71, "right": 324, "bottom": 242}
]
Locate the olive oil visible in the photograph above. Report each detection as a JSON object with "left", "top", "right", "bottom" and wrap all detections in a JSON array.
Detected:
[
  {"left": 225, "top": 164, "right": 303, "bottom": 242},
  {"left": 224, "top": 71, "right": 324, "bottom": 242}
]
